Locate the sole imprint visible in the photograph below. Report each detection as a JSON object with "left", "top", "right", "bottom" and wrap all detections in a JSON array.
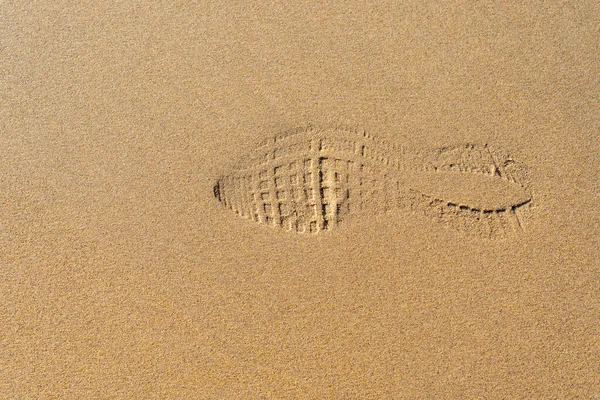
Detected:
[{"left": 213, "top": 126, "right": 533, "bottom": 238}]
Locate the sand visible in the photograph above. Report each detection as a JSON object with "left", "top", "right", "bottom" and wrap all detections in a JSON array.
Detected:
[{"left": 1, "top": 1, "right": 599, "bottom": 398}]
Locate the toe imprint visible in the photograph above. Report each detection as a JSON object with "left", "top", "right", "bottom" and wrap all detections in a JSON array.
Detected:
[{"left": 213, "top": 126, "right": 533, "bottom": 238}]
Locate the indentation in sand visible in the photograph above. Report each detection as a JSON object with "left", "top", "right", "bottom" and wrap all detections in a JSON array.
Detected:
[{"left": 214, "top": 126, "right": 533, "bottom": 238}]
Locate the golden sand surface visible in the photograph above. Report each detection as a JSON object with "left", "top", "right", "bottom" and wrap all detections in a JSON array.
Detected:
[{"left": 1, "top": 2, "right": 599, "bottom": 398}]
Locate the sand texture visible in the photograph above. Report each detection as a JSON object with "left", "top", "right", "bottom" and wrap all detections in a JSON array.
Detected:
[{"left": 1, "top": 1, "right": 599, "bottom": 398}]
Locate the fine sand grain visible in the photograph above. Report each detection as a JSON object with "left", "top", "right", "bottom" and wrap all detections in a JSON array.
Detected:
[{"left": 1, "top": 1, "right": 599, "bottom": 398}]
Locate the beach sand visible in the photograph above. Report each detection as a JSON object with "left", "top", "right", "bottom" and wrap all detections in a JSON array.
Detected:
[{"left": 1, "top": 1, "right": 599, "bottom": 398}]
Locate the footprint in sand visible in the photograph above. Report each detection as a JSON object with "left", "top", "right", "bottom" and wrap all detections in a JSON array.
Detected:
[{"left": 213, "top": 125, "right": 533, "bottom": 238}]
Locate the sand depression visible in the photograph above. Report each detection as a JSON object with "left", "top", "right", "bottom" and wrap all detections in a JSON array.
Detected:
[{"left": 214, "top": 126, "right": 533, "bottom": 238}]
